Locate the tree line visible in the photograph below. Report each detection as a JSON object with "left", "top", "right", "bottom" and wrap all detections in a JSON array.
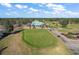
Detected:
[
  {"left": 0, "top": 18, "right": 79, "bottom": 24},
  {"left": 0, "top": 18, "right": 79, "bottom": 30}
]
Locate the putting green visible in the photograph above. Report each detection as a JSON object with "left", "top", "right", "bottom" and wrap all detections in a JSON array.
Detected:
[{"left": 22, "top": 29, "right": 57, "bottom": 48}]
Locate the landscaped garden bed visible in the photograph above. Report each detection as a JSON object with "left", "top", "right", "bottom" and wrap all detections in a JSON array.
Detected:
[
  {"left": 61, "top": 32, "right": 79, "bottom": 39},
  {"left": 59, "top": 24, "right": 79, "bottom": 40}
]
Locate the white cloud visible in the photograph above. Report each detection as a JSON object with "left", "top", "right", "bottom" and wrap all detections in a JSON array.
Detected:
[
  {"left": 15, "top": 4, "right": 28, "bottom": 9},
  {"left": 27, "top": 8, "right": 41, "bottom": 14},
  {"left": 6, "top": 13, "right": 11, "bottom": 15},
  {"left": 46, "top": 3, "right": 66, "bottom": 15},
  {"left": 66, "top": 11, "right": 79, "bottom": 15},
  {"left": 24, "top": 10, "right": 26, "bottom": 12},
  {"left": 46, "top": 3, "right": 66, "bottom": 11},
  {"left": 46, "top": 3, "right": 79, "bottom": 18},
  {"left": 64, "top": 11, "right": 79, "bottom": 17},
  {"left": 39, "top": 3, "right": 78, "bottom": 17},
  {"left": 5, "top": 11, "right": 19, "bottom": 17},
  {"left": 0, "top": 0, "right": 11, "bottom": 3},
  {"left": 43, "top": 10, "right": 51, "bottom": 14},
  {"left": 15, "top": 4, "right": 22, "bottom": 9},
  {"left": 39, "top": 4, "right": 44, "bottom": 7},
  {"left": 41, "top": 3, "right": 46, "bottom": 4},
  {"left": 12, "top": 12, "right": 18, "bottom": 15},
  {"left": 29, "top": 8, "right": 38, "bottom": 12},
  {"left": 0, "top": 0, "right": 79, "bottom": 3},
  {"left": 23, "top": 6, "right": 28, "bottom": 8},
  {"left": 0, "top": 3, "right": 12, "bottom": 7},
  {"left": 47, "top": 4, "right": 79, "bottom": 17},
  {"left": 46, "top": 3, "right": 54, "bottom": 7},
  {"left": 8, "top": 9, "right": 11, "bottom": 11},
  {"left": 0, "top": 3, "right": 79, "bottom": 18},
  {"left": 51, "top": 10, "right": 79, "bottom": 18},
  {"left": 39, "top": 3, "right": 48, "bottom": 7}
]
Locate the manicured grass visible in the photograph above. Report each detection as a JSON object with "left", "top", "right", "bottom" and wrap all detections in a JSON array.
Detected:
[
  {"left": 22, "top": 29, "right": 57, "bottom": 48},
  {"left": 67, "top": 24, "right": 79, "bottom": 29},
  {"left": 0, "top": 29, "right": 72, "bottom": 55},
  {"left": 59, "top": 24, "right": 79, "bottom": 33}
]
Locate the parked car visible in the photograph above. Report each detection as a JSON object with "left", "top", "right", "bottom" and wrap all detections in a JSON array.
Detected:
[{"left": 48, "top": 28, "right": 52, "bottom": 31}]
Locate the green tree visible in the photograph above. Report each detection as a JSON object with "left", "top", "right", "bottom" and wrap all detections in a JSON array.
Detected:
[
  {"left": 4, "top": 20, "right": 14, "bottom": 33},
  {"left": 59, "top": 20, "right": 69, "bottom": 27}
]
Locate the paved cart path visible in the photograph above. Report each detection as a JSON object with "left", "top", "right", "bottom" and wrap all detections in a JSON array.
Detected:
[{"left": 51, "top": 29, "right": 79, "bottom": 54}]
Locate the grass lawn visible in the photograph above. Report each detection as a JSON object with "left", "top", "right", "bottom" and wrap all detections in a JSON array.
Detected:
[
  {"left": 22, "top": 29, "right": 72, "bottom": 54},
  {"left": 59, "top": 24, "right": 79, "bottom": 33},
  {"left": 0, "top": 29, "right": 72, "bottom": 55},
  {"left": 22, "top": 29, "right": 57, "bottom": 48}
]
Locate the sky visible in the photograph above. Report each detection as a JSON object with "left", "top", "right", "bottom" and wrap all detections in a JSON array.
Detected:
[{"left": 0, "top": 3, "right": 79, "bottom": 18}]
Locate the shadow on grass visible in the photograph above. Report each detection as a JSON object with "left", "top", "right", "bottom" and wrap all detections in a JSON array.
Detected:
[
  {"left": 0, "top": 29, "right": 23, "bottom": 41},
  {"left": 0, "top": 33, "right": 10, "bottom": 40},
  {"left": 0, "top": 46, "right": 8, "bottom": 55},
  {"left": 12, "top": 29, "right": 23, "bottom": 34}
]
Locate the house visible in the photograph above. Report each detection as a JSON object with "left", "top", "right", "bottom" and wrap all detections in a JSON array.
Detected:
[
  {"left": 24, "top": 20, "right": 48, "bottom": 29},
  {"left": 31, "top": 20, "right": 46, "bottom": 29}
]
